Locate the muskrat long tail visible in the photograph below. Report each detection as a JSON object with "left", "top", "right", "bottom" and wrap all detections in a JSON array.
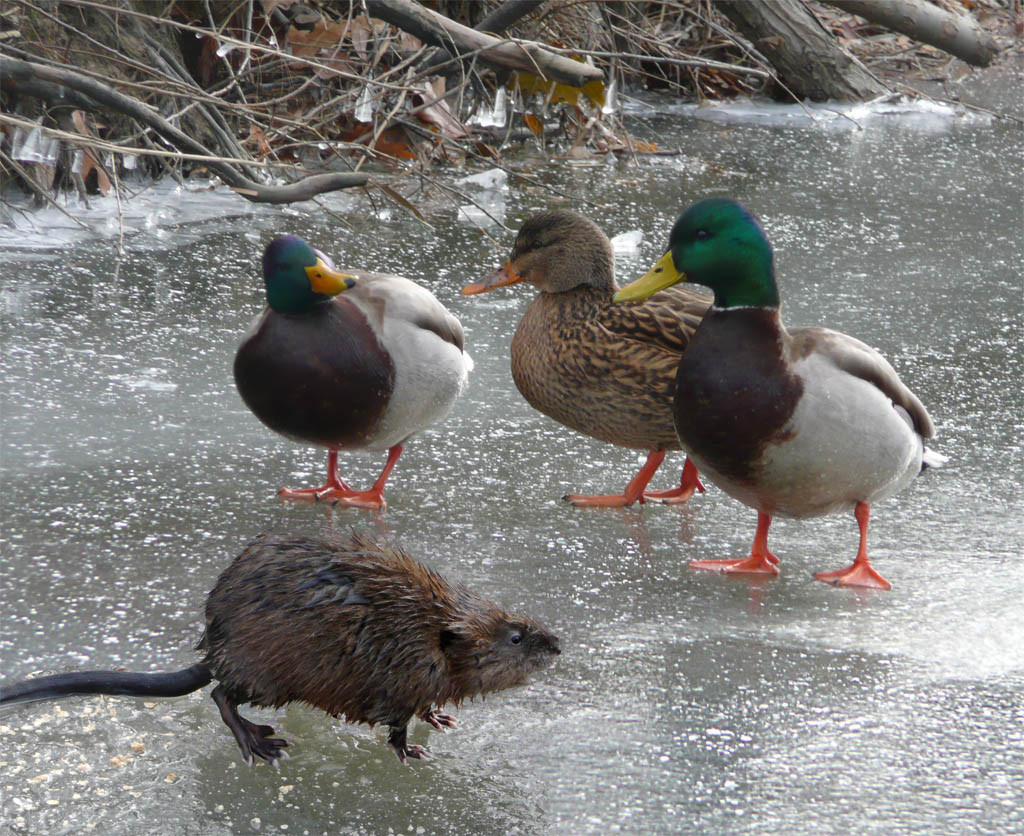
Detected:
[{"left": 0, "top": 664, "right": 212, "bottom": 706}]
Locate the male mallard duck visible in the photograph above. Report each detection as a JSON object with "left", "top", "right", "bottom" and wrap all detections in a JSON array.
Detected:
[
  {"left": 234, "top": 234, "right": 472, "bottom": 509},
  {"left": 615, "top": 198, "right": 944, "bottom": 589},
  {"left": 462, "top": 210, "right": 710, "bottom": 507}
]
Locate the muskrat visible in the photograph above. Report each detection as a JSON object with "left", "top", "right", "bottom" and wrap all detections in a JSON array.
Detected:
[{"left": 0, "top": 532, "right": 561, "bottom": 766}]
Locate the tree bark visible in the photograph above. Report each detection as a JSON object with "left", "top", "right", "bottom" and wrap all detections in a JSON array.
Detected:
[
  {"left": 716, "top": 0, "right": 887, "bottom": 101},
  {"left": 825, "top": 0, "right": 1001, "bottom": 67},
  {"left": 416, "top": 0, "right": 546, "bottom": 75},
  {"left": 364, "top": 0, "right": 602, "bottom": 88},
  {"left": 0, "top": 55, "right": 368, "bottom": 204}
]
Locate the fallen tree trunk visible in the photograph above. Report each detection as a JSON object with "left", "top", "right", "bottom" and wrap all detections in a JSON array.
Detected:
[
  {"left": 364, "top": 0, "right": 602, "bottom": 88},
  {"left": 716, "top": 0, "right": 887, "bottom": 101},
  {"left": 824, "top": 0, "right": 1001, "bottom": 67},
  {"left": 416, "top": 0, "right": 546, "bottom": 76},
  {"left": 0, "top": 55, "right": 368, "bottom": 204}
]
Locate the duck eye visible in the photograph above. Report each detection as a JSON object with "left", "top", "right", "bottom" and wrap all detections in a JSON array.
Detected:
[
  {"left": 695, "top": 228, "right": 710, "bottom": 242},
  {"left": 509, "top": 632, "right": 523, "bottom": 645}
]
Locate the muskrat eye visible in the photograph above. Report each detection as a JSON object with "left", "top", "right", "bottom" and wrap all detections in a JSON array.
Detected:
[{"left": 509, "top": 632, "right": 523, "bottom": 645}]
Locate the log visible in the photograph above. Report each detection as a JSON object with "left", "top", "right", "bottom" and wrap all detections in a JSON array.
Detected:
[
  {"left": 416, "top": 0, "right": 546, "bottom": 75},
  {"left": 0, "top": 55, "right": 368, "bottom": 204},
  {"left": 824, "top": 0, "right": 1001, "bottom": 67},
  {"left": 364, "top": 0, "right": 602, "bottom": 88},
  {"left": 716, "top": 0, "right": 887, "bottom": 101}
]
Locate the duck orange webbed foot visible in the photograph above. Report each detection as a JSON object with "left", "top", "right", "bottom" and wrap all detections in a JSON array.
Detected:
[
  {"left": 564, "top": 452, "right": 705, "bottom": 508},
  {"left": 645, "top": 458, "right": 706, "bottom": 505},
  {"left": 691, "top": 510, "right": 780, "bottom": 576},
  {"left": 317, "top": 487, "right": 386, "bottom": 510},
  {"left": 814, "top": 561, "right": 890, "bottom": 590},
  {"left": 690, "top": 552, "right": 780, "bottom": 576},
  {"left": 278, "top": 483, "right": 386, "bottom": 510},
  {"left": 278, "top": 447, "right": 399, "bottom": 512},
  {"left": 562, "top": 492, "right": 638, "bottom": 508},
  {"left": 814, "top": 502, "right": 891, "bottom": 590}
]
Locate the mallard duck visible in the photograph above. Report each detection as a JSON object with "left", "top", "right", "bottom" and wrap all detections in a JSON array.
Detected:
[
  {"left": 614, "top": 198, "right": 944, "bottom": 589},
  {"left": 234, "top": 234, "right": 472, "bottom": 509},
  {"left": 462, "top": 210, "right": 710, "bottom": 507}
]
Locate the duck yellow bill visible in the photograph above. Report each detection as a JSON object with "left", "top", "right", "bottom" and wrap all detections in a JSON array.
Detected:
[
  {"left": 461, "top": 261, "right": 524, "bottom": 295},
  {"left": 305, "top": 258, "right": 357, "bottom": 296},
  {"left": 612, "top": 250, "right": 685, "bottom": 303}
]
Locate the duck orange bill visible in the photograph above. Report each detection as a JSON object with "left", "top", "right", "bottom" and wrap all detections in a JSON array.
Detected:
[{"left": 461, "top": 261, "right": 524, "bottom": 295}]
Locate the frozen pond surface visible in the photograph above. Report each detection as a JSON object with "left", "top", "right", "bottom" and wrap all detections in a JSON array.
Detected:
[{"left": 2, "top": 78, "right": 1022, "bottom": 835}]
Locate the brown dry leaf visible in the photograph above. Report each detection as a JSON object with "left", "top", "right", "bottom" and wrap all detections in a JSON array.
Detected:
[
  {"left": 629, "top": 139, "right": 660, "bottom": 153},
  {"left": 523, "top": 113, "right": 544, "bottom": 137},
  {"left": 245, "top": 124, "right": 272, "bottom": 158},
  {"left": 475, "top": 141, "right": 500, "bottom": 160},
  {"left": 412, "top": 81, "right": 469, "bottom": 139},
  {"left": 342, "top": 125, "right": 419, "bottom": 160},
  {"left": 197, "top": 35, "right": 219, "bottom": 87},
  {"left": 71, "top": 111, "right": 111, "bottom": 196},
  {"left": 397, "top": 30, "right": 422, "bottom": 52},
  {"left": 349, "top": 17, "right": 390, "bottom": 59},
  {"left": 262, "top": 0, "right": 298, "bottom": 14},
  {"left": 289, "top": 18, "right": 347, "bottom": 56},
  {"left": 374, "top": 183, "right": 426, "bottom": 221}
]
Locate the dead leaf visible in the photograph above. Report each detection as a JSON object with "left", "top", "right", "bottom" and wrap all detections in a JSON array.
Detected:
[
  {"left": 348, "top": 17, "right": 390, "bottom": 59},
  {"left": 197, "top": 35, "right": 219, "bottom": 87},
  {"left": 71, "top": 111, "right": 111, "bottom": 196},
  {"left": 289, "top": 17, "right": 346, "bottom": 56},
  {"left": 245, "top": 124, "right": 272, "bottom": 158},
  {"left": 523, "top": 113, "right": 544, "bottom": 137},
  {"left": 374, "top": 183, "right": 426, "bottom": 221},
  {"left": 262, "top": 0, "right": 299, "bottom": 15},
  {"left": 412, "top": 81, "right": 469, "bottom": 139},
  {"left": 515, "top": 68, "right": 605, "bottom": 109}
]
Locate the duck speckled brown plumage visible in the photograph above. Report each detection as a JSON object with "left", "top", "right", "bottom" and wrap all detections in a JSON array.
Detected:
[{"left": 463, "top": 210, "right": 711, "bottom": 506}]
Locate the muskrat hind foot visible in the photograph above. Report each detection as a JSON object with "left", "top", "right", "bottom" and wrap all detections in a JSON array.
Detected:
[
  {"left": 239, "top": 717, "right": 290, "bottom": 766},
  {"left": 212, "top": 685, "right": 289, "bottom": 766},
  {"left": 387, "top": 724, "right": 430, "bottom": 765},
  {"left": 421, "top": 710, "right": 457, "bottom": 730}
]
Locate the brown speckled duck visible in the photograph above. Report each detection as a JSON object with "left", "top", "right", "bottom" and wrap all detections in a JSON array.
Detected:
[
  {"left": 462, "top": 210, "right": 711, "bottom": 507},
  {"left": 235, "top": 235, "right": 472, "bottom": 509}
]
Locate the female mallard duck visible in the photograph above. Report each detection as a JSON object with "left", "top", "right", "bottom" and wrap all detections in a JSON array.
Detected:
[
  {"left": 234, "top": 234, "right": 472, "bottom": 509},
  {"left": 462, "top": 210, "right": 710, "bottom": 507},
  {"left": 614, "top": 198, "right": 944, "bottom": 589}
]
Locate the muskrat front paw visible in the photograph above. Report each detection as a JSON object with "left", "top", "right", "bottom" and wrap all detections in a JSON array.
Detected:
[{"left": 421, "top": 710, "right": 457, "bottom": 730}]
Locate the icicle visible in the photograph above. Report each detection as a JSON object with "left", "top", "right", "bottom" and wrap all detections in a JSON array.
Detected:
[
  {"left": 489, "top": 87, "right": 507, "bottom": 129},
  {"left": 354, "top": 86, "right": 374, "bottom": 123},
  {"left": 602, "top": 77, "right": 618, "bottom": 117}
]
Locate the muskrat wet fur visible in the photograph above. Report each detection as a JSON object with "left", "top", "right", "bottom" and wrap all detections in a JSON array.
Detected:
[{"left": 0, "top": 532, "right": 561, "bottom": 766}]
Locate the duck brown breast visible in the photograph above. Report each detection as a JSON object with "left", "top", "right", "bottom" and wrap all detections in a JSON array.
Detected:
[{"left": 234, "top": 298, "right": 395, "bottom": 448}]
